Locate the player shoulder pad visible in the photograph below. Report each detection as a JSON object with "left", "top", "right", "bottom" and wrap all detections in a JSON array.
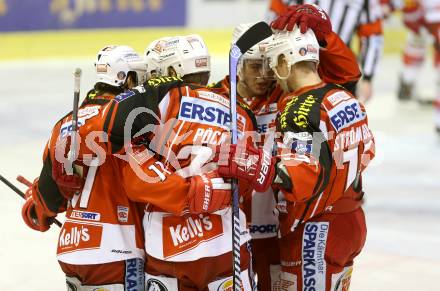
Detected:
[
  {"left": 85, "top": 88, "right": 98, "bottom": 99},
  {"left": 207, "top": 80, "right": 222, "bottom": 89},
  {"left": 324, "top": 90, "right": 367, "bottom": 132},
  {"left": 238, "top": 101, "right": 258, "bottom": 131},
  {"left": 324, "top": 89, "right": 354, "bottom": 108},
  {"left": 114, "top": 90, "right": 137, "bottom": 103},
  {"left": 145, "top": 76, "right": 183, "bottom": 90},
  {"left": 278, "top": 84, "right": 337, "bottom": 133}
]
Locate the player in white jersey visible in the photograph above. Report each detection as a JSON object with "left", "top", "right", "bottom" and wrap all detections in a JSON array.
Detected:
[
  {"left": 397, "top": 0, "right": 440, "bottom": 134},
  {"left": 269, "top": 0, "right": 385, "bottom": 102}
]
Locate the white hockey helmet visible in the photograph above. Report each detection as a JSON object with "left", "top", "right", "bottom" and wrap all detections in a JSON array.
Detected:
[
  {"left": 265, "top": 26, "right": 320, "bottom": 79},
  {"left": 232, "top": 23, "right": 272, "bottom": 75},
  {"left": 95, "top": 45, "right": 147, "bottom": 87},
  {"left": 144, "top": 37, "right": 170, "bottom": 79},
  {"left": 160, "top": 34, "right": 211, "bottom": 77}
]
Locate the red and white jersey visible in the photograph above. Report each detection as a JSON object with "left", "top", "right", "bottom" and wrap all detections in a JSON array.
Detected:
[
  {"left": 242, "top": 88, "right": 284, "bottom": 239},
  {"left": 276, "top": 83, "right": 375, "bottom": 236},
  {"left": 41, "top": 93, "right": 148, "bottom": 265},
  {"left": 211, "top": 77, "right": 283, "bottom": 239},
  {"left": 420, "top": 0, "right": 440, "bottom": 23},
  {"left": 208, "top": 30, "right": 361, "bottom": 239},
  {"left": 141, "top": 82, "right": 257, "bottom": 262}
]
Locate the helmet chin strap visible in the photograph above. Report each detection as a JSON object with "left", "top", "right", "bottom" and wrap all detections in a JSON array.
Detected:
[{"left": 272, "top": 65, "right": 291, "bottom": 93}]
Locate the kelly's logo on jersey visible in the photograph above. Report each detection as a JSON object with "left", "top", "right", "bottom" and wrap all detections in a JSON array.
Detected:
[
  {"left": 57, "top": 221, "right": 103, "bottom": 254},
  {"left": 179, "top": 96, "right": 232, "bottom": 129},
  {"left": 328, "top": 99, "right": 366, "bottom": 132},
  {"left": 162, "top": 214, "right": 223, "bottom": 259}
]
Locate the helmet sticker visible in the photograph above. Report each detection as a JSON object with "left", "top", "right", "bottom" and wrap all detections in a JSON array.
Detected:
[
  {"left": 195, "top": 58, "right": 208, "bottom": 68},
  {"left": 117, "top": 71, "right": 126, "bottom": 80},
  {"left": 96, "top": 64, "right": 108, "bottom": 73}
]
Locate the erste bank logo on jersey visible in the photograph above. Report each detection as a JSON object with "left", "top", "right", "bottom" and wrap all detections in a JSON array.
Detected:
[
  {"left": 179, "top": 96, "right": 232, "bottom": 130},
  {"left": 328, "top": 99, "right": 365, "bottom": 132},
  {"left": 60, "top": 105, "right": 100, "bottom": 138}
]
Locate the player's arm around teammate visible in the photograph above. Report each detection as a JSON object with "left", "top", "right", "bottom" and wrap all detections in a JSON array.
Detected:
[
  {"left": 271, "top": 27, "right": 375, "bottom": 290},
  {"left": 21, "top": 45, "right": 162, "bottom": 291},
  {"left": 217, "top": 25, "right": 376, "bottom": 291},
  {"left": 123, "top": 34, "right": 259, "bottom": 290}
]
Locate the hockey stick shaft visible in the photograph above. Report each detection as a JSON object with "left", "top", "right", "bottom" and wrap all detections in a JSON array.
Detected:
[
  {"left": 1, "top": 174, "right": 25, "bottom": 199},
  {"left": 228, "top": 21, "right": 273, "bottom": 290},
  {"left": 0, "top": 174, "right": 62, "bottom": 228},
  {"left": 229, "top": 45, "right": 242, "bottom": 291},
  {"left": 66, "top": 68, "right": 82, "bottom": 174}
]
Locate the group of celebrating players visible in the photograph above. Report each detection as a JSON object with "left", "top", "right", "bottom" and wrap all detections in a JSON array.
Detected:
[{"left": 19, "top": 3, "right": 378, "bottom": 291}]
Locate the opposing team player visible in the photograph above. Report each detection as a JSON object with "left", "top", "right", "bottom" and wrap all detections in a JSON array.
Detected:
[
  {"left": 217, "top": 26, "right": 375, "bottom": 290},
  {"left": 270, "top": 0, "right": 385, "bottom": 102},
  {"left": 135, "top": 33, "right": 264, "bottom": 290}
]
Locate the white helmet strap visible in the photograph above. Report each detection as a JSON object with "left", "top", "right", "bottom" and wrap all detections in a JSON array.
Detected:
[{"left": 272, "top": 65, "right": 291, "bottom": 81}]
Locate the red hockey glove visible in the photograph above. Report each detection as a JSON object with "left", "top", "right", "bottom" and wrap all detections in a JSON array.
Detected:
[
  {"left": 271, "top": 4, "right": 332, "bottom": 42},
  {"left": 21, "top": 180, "right": 55, "bottom": 232},
  {"left": 215, "top": 144, "right": 276, "bottom": 193},
  {"left": 52, "top": 158, "right": 84, "bottom": 199},
  {"left": 188, "top": 170, "right": 231, "bottom": 214},
  {"left": 403, "top": 3, "right": 423, "bottom": 33}
]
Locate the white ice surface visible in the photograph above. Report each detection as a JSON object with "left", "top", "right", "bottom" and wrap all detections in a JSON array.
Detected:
[{"left": 0, "top": 55, "right": 439, "bottom": 290}]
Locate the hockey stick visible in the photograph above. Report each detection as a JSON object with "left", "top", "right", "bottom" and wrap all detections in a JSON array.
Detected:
[
  {"left": 66, "top": 68, "right": 82, "bottom": 175},
  {"left": 229, "top": 21, "right": 273, "bottom": 290},
  {"left": 0, "top": 174, "right": 62, "bottom": 228}
]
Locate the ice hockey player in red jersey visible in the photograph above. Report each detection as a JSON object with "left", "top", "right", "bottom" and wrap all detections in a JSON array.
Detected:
[
  {"left": 266, "top": 26, "right": 375, "bottom": 290},
  {"left": 21, "top": 44, "right": 234, "bottom": 290},
  {"left": 270, "top": 0, "right": 385, "bottom": 102},
  {"left": 209, "top": 23, "right": 283, "bottom": 290},
  {"left": 137, "top": 34, "right": 260, "bottom": 290},
  {"left": 217, "top": 23, "right": 375, "bottom": 291},
  {"left": 211, "top": 6, "right": 361, "bottom": 288},
  {"left": 21, "top": 45, "right": 151, "bottom": 290}
]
